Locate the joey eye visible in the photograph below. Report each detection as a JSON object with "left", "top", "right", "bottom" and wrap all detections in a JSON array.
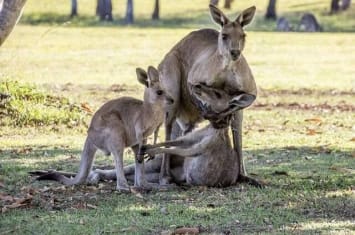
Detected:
[
  {"left": 156, "top": 90, "right": 163, "bottom": 96},
  {"left": 222, "top": 34, "right": 228, "bottom": 40}
]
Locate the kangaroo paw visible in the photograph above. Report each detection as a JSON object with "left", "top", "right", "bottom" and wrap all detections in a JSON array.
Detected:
[{"left": 238, "top": 174, "right": 265, "bottom": 188}]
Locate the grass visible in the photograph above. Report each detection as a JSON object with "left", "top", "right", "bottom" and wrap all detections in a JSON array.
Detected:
[
  {"left": 0, "top": 0, "right": 355, "bottom": 234},
  {"left": 0, "top": 81, "right": 88, "bottom": 127}
]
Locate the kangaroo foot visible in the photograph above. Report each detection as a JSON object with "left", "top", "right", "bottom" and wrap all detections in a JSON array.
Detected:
[
  {"left": 238, "top": 174, "right": 265, "bottom": 188},
  {"left": 159, "top": 176, "right": 172, "bottom": 185},
  {"left": 158, "top": 176, "right": 177, "bottom": 190},
  {"left": 116, "top": 181, "right": 130, "bottom": 192},
  {"left": 133, "top": 181, "right": 160, "bottom": 192}
]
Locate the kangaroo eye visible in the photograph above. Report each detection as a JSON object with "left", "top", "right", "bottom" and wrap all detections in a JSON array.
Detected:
[
  {"left": 222, "top": 34, "right": 228, "bottom": 40},
  {"left": 156, "top": 90, "right": 163, "bottom": 96}
]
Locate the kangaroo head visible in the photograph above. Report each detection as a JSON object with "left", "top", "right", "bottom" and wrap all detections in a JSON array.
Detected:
[
  {"left": 192, "top": 84, "right": 231, "bottom": 113},
  {"left": 209, "top": 5, "right": 256, "bottom": 62},
  {"left": 136, "top": 66, "right": 174, "bottom": 105}
]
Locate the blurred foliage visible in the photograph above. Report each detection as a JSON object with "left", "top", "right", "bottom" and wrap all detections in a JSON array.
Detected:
[{"left": 0, "top": 80, "right": 88, "bottom": 127}]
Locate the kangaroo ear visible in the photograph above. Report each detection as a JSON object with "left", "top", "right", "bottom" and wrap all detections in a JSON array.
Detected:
[
  {"left": 209, "top": 4, "right": 230, "bottom": 27},
  {"left": 235, "top": 6, "right": 256, "bottom": 27},
  {"left": 229, "top": 93, "right": 256, "bottom": 109},
  {"left": 147, "top": 66, "right": 159, "bottom": 84},
  {"left": 136, "top": 67, "right": 148, "bottom": 87}
]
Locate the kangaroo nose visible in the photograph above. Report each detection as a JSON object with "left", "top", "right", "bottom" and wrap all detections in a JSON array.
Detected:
[
  {"left": 230, "top": 50, "right": 241, "bottom": 60},
  {"left": 165, "top": 97, "right": 174, "bottom": 105}
]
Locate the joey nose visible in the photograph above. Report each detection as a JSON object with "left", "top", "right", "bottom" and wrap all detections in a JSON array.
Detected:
[{"left": 230, "top": 50, "right": 241, "bottom": 60}]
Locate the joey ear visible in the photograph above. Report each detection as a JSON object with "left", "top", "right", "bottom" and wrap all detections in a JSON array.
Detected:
[
  {"left": 229, "top": 93, "right": 256, "bottom": 109},
  {"left": 147, "top": 66, "right": 159, "bottom": 84},
  {"left": 235, "top": 6, "right": 256, "bottom": 27},
  {"left": 136, "top": 67, "right": 148, "bottom": 87},
  {"left": 209, "top": 4, "right": 230, "bottom": 27}
]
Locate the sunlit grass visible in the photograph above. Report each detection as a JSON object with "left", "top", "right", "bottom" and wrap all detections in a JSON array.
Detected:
[
  {"left": 2, "top": 26, "right": 355, "bottom": 90},
  {"left": 0, "top": 0, "right": 354, "bottom": 234}
]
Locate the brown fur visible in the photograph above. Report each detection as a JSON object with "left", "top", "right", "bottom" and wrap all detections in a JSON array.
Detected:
[
  {"left": 157, "top": 5, "right": 258, "bottom": 185},
  {"left": 34, "top": 66, "right": 171, "bottom": 191},
  {"left": 84, "top": 85, "right": 240, "bottom": 187}
]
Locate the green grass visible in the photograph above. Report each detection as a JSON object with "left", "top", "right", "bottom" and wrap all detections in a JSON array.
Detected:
[
  {"left": 0, "top": 0, "right": 355, "bottom": 234},
  {"left": 0, "top": 81, "right": 88, "bottom": 127}
]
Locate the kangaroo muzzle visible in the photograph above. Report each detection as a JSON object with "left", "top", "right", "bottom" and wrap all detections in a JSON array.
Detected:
[{"left": 230, "top": 49, "right": 241, "bottom": 61}]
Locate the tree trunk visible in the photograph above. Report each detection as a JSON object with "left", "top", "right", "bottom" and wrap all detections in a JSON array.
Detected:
[
  {"left": 0, "top": 0, "right": 27, "bottom": 47},
  {"left": 125, "top": 0, "right": 134, "bottom": 24},
  {"left": 330, "top": 0, "right": 340, "bottom": 13},
  {"left": 152, "top": 0, "right": 159, "bottom": 20},
  {"left": 224, "top": 0, "right": 233, "bottom": 9},
  {"left": 70, "top": 0, "right": 78, "bottom": 17},
  {"left": 265, "top": 0, "right": 277, "bottom": 20},
  {"left": 97, "top": 0, "right": 113, "bottom": 21},
  {"left": 210, "top": 0, "right": 219, "bottom": 5},
  {"left": 341, "top": 0, "right": 351, "bottom": 10}
]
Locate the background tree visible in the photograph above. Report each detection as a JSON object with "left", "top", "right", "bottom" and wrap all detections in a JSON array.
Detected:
[
  {"left": 224, "top": 0, "right": 234, "bottom": 9},
  {"left": 96, "top": 0, "right": 113, "bottom": 21},
  {"left": 341, "top": 0, "right": 352, "bottom": 10},
  {"left": 152, "top": 0, "right": 159, "bottom": 20},
  {"left": 265, "top": 0, "right": 277, "bottom": 20},
  {"left": 125, "top": 0, "right": 134, "bottom": 24},
  {"left": 331, "top": 0, "right": 351, "bottom": 13},
  {"left": 70, "top": 0, "right": 78, "bottom": 17},
  {"left": 331, "top": 0, "right": 340, "bottom": 12},
  {"left": 209, "top": 0, "right": 234, "bottom": 9},
  {"left": 0, "top": 0, "right": 27, "bottom": 46}
]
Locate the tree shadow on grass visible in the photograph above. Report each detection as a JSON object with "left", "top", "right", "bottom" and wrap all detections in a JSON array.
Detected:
[
  {"left": 19, "top": 9, "right": 355, "bottom": 32},
  {"left": 19, "top": 11, "right": 211, "bottom": 29},
  {"left": 0, "top": 145, "right": 354, "bottom": 234}
]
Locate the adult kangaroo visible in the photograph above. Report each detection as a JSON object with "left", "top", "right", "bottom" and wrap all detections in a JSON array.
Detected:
[{"left": 158, "top": 5, "right": 258, "bottom": 186}]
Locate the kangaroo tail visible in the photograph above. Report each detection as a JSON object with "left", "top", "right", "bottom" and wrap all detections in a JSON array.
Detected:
[{"left": 36, "top": 138, "right": 97, "bottom": 186}]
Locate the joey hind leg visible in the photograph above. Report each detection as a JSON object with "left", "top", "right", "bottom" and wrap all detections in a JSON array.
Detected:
[{"left": 110, "top": 144, "right": 130, "bottom": 192}]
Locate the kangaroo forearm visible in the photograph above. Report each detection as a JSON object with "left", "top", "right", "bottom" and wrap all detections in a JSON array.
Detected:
[
  {"left": 147, "top": 145, "right": 203, "bottom": 158},
  {"left": 145, "top": 139, "right": 185, "bottom": 149}
]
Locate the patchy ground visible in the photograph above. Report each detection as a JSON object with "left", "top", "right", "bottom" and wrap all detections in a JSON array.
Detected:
[
  {"left": 1, "top": 1, "right": 354, "bottom": 232},
  {"left": 1, "top": 83, "right": 354, "bottom": 234}
]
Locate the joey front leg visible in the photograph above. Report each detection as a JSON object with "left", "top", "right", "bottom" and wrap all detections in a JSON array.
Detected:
[
  {"left": 145, "top": 124, "right": 162, "bottom": 161},
  {"left": 134, "top": 132, "right": 158, "bottom": 190},
  {"left": 134, "top": 131, "right": 146, "bottom": 187},
  {"left": 153, "top": 124, "right": 161, "bottom": 145}
]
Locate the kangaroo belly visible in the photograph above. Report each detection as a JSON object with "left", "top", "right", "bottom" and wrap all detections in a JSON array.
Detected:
[{"left": 183, "top": 151, "right": 238, "bottom": 187}]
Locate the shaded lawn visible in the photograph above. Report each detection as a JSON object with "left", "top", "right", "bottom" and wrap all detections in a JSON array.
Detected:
[{"left": 1, "top": 97, "right": 354, "bottom": 234}]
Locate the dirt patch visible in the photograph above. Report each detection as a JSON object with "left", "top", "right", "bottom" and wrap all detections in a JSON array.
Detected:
[
  {"left": 258, "top": 88, "right": 355, "bottom": 97},
  {"left": 252, "top": 101, "right": 355, "bottom": 112}
]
